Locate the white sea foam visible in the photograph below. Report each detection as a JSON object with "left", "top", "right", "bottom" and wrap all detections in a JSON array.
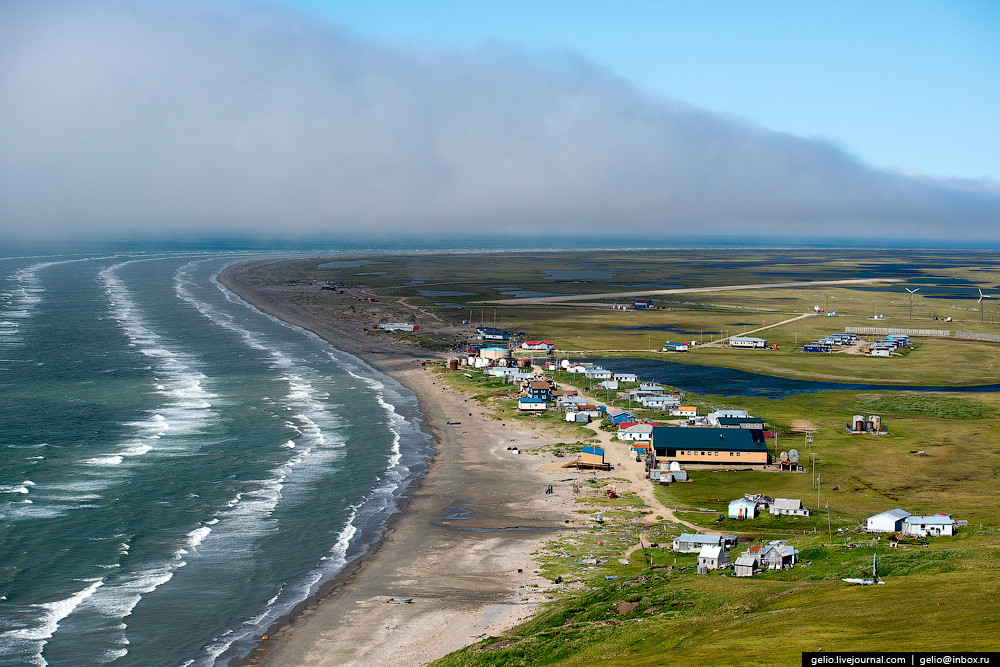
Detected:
[
  {"left": 187, "top": 526, "right": 212, "bottom": 548},
  {"left": 0, "top": 579, "right": 104, "bottom": 648}
]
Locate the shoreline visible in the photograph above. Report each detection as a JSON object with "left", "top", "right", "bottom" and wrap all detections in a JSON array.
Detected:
[{"left": 219, "top": 260, "right": 578, "bottom": 666}]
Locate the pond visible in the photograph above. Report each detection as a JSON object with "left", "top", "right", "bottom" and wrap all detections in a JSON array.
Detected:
[{"left": 588, "top": 358, "right": 1000, "bottom": 398}]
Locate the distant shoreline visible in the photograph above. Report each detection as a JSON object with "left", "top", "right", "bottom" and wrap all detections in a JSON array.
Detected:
[{"left": 219, "top": 259, "right": 575, "bottom": 667}]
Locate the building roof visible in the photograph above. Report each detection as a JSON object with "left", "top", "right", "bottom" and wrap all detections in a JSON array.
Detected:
[
  {"left": 676, "top": 533, "right": 722, "bottom": 545},
  {"left": 606, "top": 407, "right": 634, "bottom": 417},
  {"left": 523, "top": 340, "right": 553, "bottom": 345},
  {"left": 717, "top": 417, "right": 765, "bottom": 426},
  {"left": 698, "top": 545, "right": 723, "bottom": 559},
  {"left": 870, "top": 509, "right": 910, "bottom": 521},
  {"left": 906, "top": 514, "right": 955, "bottom": 525},
  {"left": 528, "top": 381, "right": 551, "bottom": 389},
  {"left": 518, "top": 397, "right": 546, "bottom": 404},
  {"left": 619, "top": 424, "right": 654, "bottom": 434},
  {"left": 729, "top": 498, "right": 756, "bottom": 508},
  {"left": 652, "top": 427, "right": 769, "bottom": 453},
  {"left": 772, "top": 498, "right": 803, "bottom": 511},
  {"left": 734, "top": 554, "right": 759, "bottom": 566}
]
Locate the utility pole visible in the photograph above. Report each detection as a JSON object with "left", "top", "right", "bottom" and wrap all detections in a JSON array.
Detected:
[
  {"left": 826, "top": 501, "right": 832, "bottom": 537},
  {"left": 817, "top": 474, "right": 821, "bottom": 511}
]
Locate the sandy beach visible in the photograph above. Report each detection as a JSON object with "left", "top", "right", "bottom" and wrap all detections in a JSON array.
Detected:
[{"left": 219, "top": 261, "right": 580, "bottom": 666}]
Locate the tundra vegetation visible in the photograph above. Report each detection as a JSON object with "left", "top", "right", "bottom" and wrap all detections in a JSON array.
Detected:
[{"left": 249, "top": 250, "right": 1000, "bottom": 665}]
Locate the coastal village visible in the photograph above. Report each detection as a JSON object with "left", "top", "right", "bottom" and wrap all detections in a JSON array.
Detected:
[
  {"left": 432, "top": 321, "right": 966, "bottom": 586},
  {"left": 230, "top": 252, "right": 1000, "bottom": 665}
]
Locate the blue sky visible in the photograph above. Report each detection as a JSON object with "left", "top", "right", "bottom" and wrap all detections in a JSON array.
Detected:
[{"left": 278, "top": 0, "right": 1000, "bottom": 181}]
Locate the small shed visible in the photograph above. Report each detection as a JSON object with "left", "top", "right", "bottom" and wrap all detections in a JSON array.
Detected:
[
  {"left": 728, "top": 498, "right": 758, "bottom": 520},
  {"left": 866, "top": 509, "right": 910, "bottom": 533},
  {"left": 733, "top": 553, "right": 760, "bottom": 577}
]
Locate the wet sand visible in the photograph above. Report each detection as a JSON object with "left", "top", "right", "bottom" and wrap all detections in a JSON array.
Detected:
[{"left": 220, "top": 260, "right": 577, "bottom": 666}]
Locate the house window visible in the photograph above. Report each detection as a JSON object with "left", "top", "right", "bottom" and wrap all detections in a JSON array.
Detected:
[
  {"left": 736, "top": 452, "right": 741, "bottom": 456},
  {"left": 730, "top": 452, "right": 734, "bottom": 456}
]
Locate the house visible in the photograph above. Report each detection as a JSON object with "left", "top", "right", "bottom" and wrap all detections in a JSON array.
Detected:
[
  {"left": 479, "top": 346, "right": 512, "bottom": 361},
  {"left": 584, "top": 368, "right": 613, "bottom": 380},
  {"left": 671, "top": 406, "right": 698, "bottom": 418},
  {"left": 761, "top": 544, "right": 799, "bottom": 570},
  {"left": 613, "top": 372, "right": 638, "bottom": 383},
  {"left": 866, "top": 509, "right": 911, "bottom": 533},
  {"left": 672, "top": 533, "right": 723, "bottom": 553},
  {"left": 716, "top": 416, "right": 766, "bottom": 429},
  {"left": 697, "top": 545, "right": 731, "bottom": 570},
  {"left": 733, "top": 553, "right": 760, "bottom": 577},
  {"left": 565, "top": 411, "right": 591, "bottom": 423},
  {"left": 729, "top": 336, "right": 767, "bottom": 349},
  {"left": 518, "top": 397, "right": 547, "bottom": 411},
  {"left": 633, "top": 299, "right": 654, "bottom": 309},
  {"left": 618, "top": 424, "right": 654, "bottom": 441},
  {"left": 639, "top": 383, "right": 664, "bottom": 394},
  {"left": 651, "top": 427, "right": 770, "bottom": 466},
  {"left": 902, "top": 514, "right": 955, "bottom": 537},
  {"left": 728, "top": 498, "right": 758, "bottom": 520},
  {"left": 641, "top": 395, "right": 679, "bottom": 410},
  {"left": 521, "top": 340, "right": 554, "bottom": 352},
  {"left": 556, "top": 395, "right": 589, "bottom": 410},
  {"left": 606, "top": 408, "right": 636, "bottom": 425},
  {"left": 566, "top": 363, "right": 589, "bottom": 374},
  {"left": 597, "top": 380, "right": 619, "bottom": 390},
  {"left": 770, "top": 498, "right": 810, "bottom": 516},
  {"left": 661, "top": 341, "right": 689, "bottom": 352},
  {"left": 706, "top": 409, "right": 749, "bottom": 421},
  {"left": 525, "top": 381, "right": 552, "bottom": 401}
]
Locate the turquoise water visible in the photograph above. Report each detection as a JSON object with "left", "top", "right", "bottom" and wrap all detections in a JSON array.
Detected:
[{"left": 0, "top": 252, "right": 431, "bottom": 666}]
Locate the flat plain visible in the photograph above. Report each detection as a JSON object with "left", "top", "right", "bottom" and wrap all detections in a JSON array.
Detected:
[{"left": 242, "top": 249, "right": 1000, "bottom": 665}]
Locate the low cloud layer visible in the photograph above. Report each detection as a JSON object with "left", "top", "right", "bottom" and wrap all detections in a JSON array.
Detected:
[{"left": 1, "top": 1, "right": 998, "bottom": 242}]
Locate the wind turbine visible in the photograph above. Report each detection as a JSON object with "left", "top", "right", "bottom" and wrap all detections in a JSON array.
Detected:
[
  {"left": 978, "top": 288, "right": 991, "bottom": 323},
  {"left": 904, "top": 287, "right": 919, "bottom": 320}
]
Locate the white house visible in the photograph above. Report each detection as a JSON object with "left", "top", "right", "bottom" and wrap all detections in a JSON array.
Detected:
[
  {"left": 566, "top": 364, "right": 589, "bottom": 374},
  {"left": 902, "top": 514, "right": 955, "bottom": 537},
  {"left": 613, "top": 372, "right": 638, "bottom": 383},
  {"left": 697, "top": 545, "right": 731, "bottom": 570},
  {"left": 706, "top": 409, "right": 750, "bottom": 422},
  {"left": 671, "top": 406, "right": 698, "bottom": 418},
  {"left": 673, "top": 533, "right": 723, "bottom": 553},
  {"left": 518, "top": 398, "right": 547, "bottom": 411},
  {"left": 866, "top": 509, "right": 911, "bottom": 533},
  {"left": 618, "top": 424, "right": 654, "bottom": 441},
  {"left": 729, "top": 336, "right": 767, "bottom": 349},
  {"left": 639, "top": 383, "right": 664, "bottom": 394},
  {"left": 770, "top": 498, "right": 810, "bottom": 516},
  {"left": 597, "top": 380, "right": 619, "bottom": 390},
  {"left": 728, "top": 498, "right": 758, "bottom": 520},
  {"left": 521, "top": 340, "right": 554, "bottom": 352},
  {"left": 584, "top": 368, "right": 613, "bottom": 380}
]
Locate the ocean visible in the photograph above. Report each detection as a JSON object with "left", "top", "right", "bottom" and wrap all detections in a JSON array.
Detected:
[{"left": 0, "top": 251, "right": 432, "bottom": 666}]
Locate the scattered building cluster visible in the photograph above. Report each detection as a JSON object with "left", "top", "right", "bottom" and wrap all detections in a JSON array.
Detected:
[{"left": 803, "top": 332, "right": 857, "bottom": 353}]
